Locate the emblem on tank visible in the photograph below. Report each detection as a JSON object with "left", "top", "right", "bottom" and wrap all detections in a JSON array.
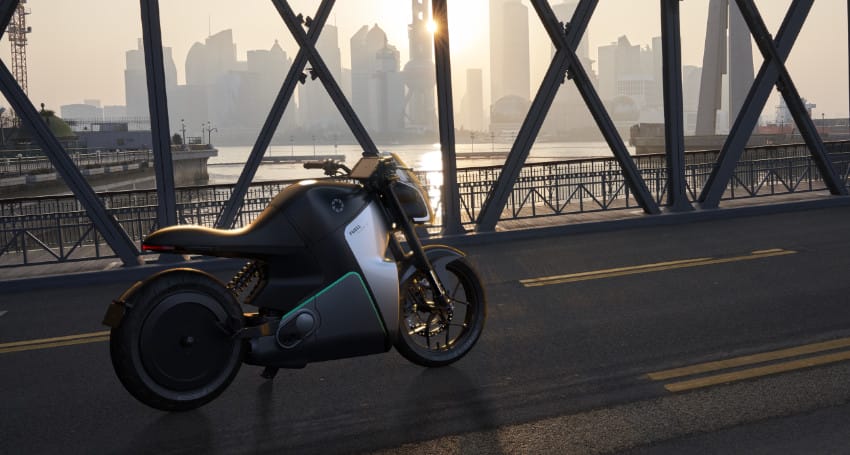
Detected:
[{"left": 331, "top": 198, "right": 344, "bottom": 213}]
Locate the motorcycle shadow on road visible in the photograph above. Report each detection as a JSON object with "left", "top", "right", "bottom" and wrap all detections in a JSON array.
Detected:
[
  {"left": 124, "top": 411, "right": 213, "bottom": 454},
  {"left": 399, "top": 366, "right": 505, "bottom": 454}
]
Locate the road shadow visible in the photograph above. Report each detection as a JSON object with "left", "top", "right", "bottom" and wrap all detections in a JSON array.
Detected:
[
  {"left": 400, "top": 366, "right": 504, "bottom": 454},
  {"left": 123, "top": 411, "right": 212, "bottom": 454}
]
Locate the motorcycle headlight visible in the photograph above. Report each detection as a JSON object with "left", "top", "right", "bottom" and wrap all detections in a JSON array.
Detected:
[{"left": 388, "top": 153, "right": 434, "bottom": 225}]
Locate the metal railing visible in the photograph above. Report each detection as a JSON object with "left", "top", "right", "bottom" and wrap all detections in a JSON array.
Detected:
[
  {"left": 0, "top": 149, "right": 153, "bottom": 177},
  {"left": 2, "top": 140, "right": 849, "bottom": 268}
]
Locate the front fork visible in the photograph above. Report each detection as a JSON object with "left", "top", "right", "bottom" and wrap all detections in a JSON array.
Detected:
[{"left": 384, "top": 185, "right": 450, "bottom": 309}]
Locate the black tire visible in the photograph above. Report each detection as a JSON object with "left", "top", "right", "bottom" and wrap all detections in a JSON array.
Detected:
[
  {"left": 395, "top": 256, "right": 486, "bottom": 367},
  {"left": 110, "top": 269, "right": 245, "bottom": 411}
]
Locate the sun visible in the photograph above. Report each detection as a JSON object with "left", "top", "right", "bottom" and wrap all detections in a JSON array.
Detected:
[{"left": 426, "top": 19, "right": 438, "bottom": 34}]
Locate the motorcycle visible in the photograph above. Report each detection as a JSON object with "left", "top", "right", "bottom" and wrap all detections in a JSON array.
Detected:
[{"left": 102, "top": 152, "right": 486, "bottom": 411}]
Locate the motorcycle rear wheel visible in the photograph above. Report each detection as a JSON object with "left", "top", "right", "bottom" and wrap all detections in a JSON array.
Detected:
[
  {"left": 395, "top": 256, "right": 486, "bottom": 367},
  {"left": 110, "top": 269, "right": 245, "bottom": 411}
]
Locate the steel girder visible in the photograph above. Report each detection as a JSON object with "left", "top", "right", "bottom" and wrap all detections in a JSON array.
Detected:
[
  {"left": 140, "top": 0, "right": 177, "bottom": 229},
  {"left": 476, "top": 0, "right": 660, "bottom": 232},
  {"left": 0, "top": 0, "right": 140, "bottom": 266},
  {"left": 700, "top": 0, "right": 847, "bottom": 208},
  {"left": 432, "top": 0, "right": 464, "bottom": 234},
  {"left": 661, "top": 0, "right": 692, "bottom": 211}
]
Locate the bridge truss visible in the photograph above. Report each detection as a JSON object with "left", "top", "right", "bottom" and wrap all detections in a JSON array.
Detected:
[{"left": 0, "top": 0, "right": 847, "bottom": 266}]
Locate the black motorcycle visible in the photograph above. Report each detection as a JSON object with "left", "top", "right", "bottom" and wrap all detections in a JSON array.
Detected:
[{"left": 103, "top": 152, "right": 486, "bottom": 411}]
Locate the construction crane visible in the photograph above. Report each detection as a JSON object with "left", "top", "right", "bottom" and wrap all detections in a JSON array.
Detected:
[
  {"left": 7, "top": 0, "right": 31, "bottom": 95},
  {"left": 6, "top": 0, "right": 31, "bottom": 127}
]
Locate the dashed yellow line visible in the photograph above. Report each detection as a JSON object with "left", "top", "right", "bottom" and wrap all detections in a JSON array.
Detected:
[
  {"left": 0, "top": 330, "right": 109, "bottom": 354},
  {"left": 520, "top": 249, "right": 796, "bottom": 287},
  {"left": 647, "top": 336, "right": 850, "bottom": 393}
]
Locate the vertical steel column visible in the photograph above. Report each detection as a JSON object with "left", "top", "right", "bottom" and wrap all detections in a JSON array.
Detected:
[
  {"left": 216, "top": 0, "right": 334, "bottom": 228},
  {"left": 431, "top": 0, "right": 464, "bottom": 234},
  {"left": 273, "top": 0, "right": 379, "bottom": 157},
  {"left": 660, "top": 0, "right": 692, "bottom": 211},
  {"left": 0, "top": 7, "right": 139, "bottom": 265},
  {"left": 699, "top": 0, "right": 816, "bottom": 207},
  {"left": 140, "top": 0, "right": 177, "bottom": 228}
]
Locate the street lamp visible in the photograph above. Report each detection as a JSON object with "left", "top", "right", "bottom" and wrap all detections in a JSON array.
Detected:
[
  {"left": 205, "top": 121, "right": 217, "bottom": 145},
  {"left": 0, "top": 107, "right": 6, "bottom": 147},
  {"left": 290, "top": 135, "right": 294, "bottom": 156},
  {"left": 470, "top": 131, "right": 475, "bottom": 153},
  {"left": 180, "top": 119, "right": 186, "bottom": 145}
]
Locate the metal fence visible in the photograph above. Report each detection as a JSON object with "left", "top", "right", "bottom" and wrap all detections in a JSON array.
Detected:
[
  {"left": 0, "top": 149, "right": 153, "bottom": 176},
  {"left": 2, "top": 140, "right": 849, "bottom": 267}
]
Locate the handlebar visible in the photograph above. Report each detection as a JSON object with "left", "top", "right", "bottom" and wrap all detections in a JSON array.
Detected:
[{"left": 302, "top": 159, "right": 351, "bottom": 177}]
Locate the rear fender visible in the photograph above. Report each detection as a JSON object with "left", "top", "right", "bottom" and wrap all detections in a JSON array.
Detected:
[{"left": 102, "top": 268, "right": 232, "bottom": 329}]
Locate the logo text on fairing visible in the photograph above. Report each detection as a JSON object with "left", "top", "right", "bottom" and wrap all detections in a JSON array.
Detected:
[{"left": 348, "top": 224, "right": 364, "bottom": 236}]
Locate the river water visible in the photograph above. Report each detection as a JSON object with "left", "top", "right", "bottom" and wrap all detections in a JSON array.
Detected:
[{"left": 207, "top": 141, "right": 634, "bottom": 184}]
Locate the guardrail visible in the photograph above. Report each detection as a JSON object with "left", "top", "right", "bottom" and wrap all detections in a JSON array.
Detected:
[
  {"left": 2, "top": 141, "right": 850, "bottom": 268},
  {"left": 0, "top": 149, "right": 153, "bottom": 177}
]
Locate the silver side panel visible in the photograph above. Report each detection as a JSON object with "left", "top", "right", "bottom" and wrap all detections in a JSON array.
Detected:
[{"left": 344, "top": 202, "right": 399, "bottom": 336}]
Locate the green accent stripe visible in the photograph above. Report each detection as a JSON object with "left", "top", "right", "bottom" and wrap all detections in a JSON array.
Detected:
[{"left": 281, "top": 272, "right": 387, "bottom": 334}]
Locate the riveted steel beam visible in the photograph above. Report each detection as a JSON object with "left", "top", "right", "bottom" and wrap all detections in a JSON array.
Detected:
[
  {"left": 736, "top": 0, "right": 845, "bottom": 196},
  {"left": 661, "top": 0, "right": 692, "bottom": 211},
  {"left": 700, "top": 0, "right": 843, "bottom": 207},
  {"left": 432, "top": 0, "right": 464, "bottom": 235},
  {"left": 216, "top": 0, "right": 335, "bottom": 228},
  {"left": 0, "top": 63, "right": 140, "bottom": 265},
  {"left": 476, "top": 0, "right": 660, "bottom": 232},
  {"left": 273, "top": 0, "right": 379, "bottom": 157},
  {"left": 478, "top": 0, "right": 593, "bottom": 230},
  {"left": 140, "top": 0, "right": 177, "bottom": 228}
]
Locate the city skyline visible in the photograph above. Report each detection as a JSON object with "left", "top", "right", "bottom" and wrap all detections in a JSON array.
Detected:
[{"left": 2, "top": 0, "right": 848, "bottom": 127}]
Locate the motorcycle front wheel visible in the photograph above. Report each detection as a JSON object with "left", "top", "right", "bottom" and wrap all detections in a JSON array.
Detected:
[
  {"left": 395, "top": 256, "right": 486, "bottom": 367},
  {"left": 109, "top": 269, "right": 245, "bottom": 411}
]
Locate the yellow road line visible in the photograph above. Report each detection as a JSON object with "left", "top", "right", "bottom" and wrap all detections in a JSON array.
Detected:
[
  {"left": 648, "top": 336, "right": 850, "bottom": 380},
  {"left": 664, "top": 349, "right": 850, "bottom": 392},
  {"left": 520, "top": 249, "right": 796, "bottom": 287},
  {"left": 0, "top": 330, "right": 110, "bottom": 355}
]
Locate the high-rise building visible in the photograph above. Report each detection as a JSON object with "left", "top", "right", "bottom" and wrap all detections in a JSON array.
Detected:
[
  {"left": 489, "top": 0, "right": 530, "bottom": 104},
  {"left": 124, "top": 38, "right": 177, "bottom": 119},
  {"left": 402, "top": 0, "right": 436, "bottom": 133},
  {"left": 350, "top": 25, "right": 405, "bottom": 135},
  {"left": 489, "top": 0, "right": 530, "bottom": 133},
  {"left": 460, "top": 68, "right": 485, "bottom": 132}
]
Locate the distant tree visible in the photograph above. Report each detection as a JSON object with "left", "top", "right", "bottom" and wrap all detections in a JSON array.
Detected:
[{"left": 171, "top": 133, "right": 183, "bottom": 145}]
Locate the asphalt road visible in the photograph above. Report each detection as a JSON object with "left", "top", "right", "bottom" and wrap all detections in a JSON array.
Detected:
[{"left": 3, "top": 206, "right": 850, "bottom": 454}]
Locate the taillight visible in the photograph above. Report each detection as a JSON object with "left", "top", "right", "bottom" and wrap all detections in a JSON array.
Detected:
[{"left": 141, "top": 244, "right": 177, "bottom": 252}]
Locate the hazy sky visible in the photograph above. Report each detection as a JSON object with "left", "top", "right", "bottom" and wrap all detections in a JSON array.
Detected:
[{"left": 4, "top": 0, "right": 848, "bottom": 119}]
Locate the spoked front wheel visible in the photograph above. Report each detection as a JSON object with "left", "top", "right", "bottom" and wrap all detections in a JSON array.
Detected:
[
  {"left": 109, "top": 269, "right": 245, "bottom": 411},
  {"left": 395, "top": 256, "right": 486, "bottom": 367}
]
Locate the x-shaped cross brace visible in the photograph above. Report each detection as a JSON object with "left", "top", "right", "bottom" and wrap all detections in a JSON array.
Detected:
[
  {"left": 699, "top": 0, "right": 847, "bottom": 208},
  {"left": 476, "top": 0, "right": 660, "bottom": 231},
  {"left": 218, "top": 0, "right": 379, "bottom": 228}
]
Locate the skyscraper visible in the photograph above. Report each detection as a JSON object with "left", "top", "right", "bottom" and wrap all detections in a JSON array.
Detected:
[
  {"left": 403, "top": 0, "right": 436, "bottom": 133},
  {"left": 350, "top": 25, "right": 405, "bottom": 135},
  {"left": 489, "top": 0, "right": 530, "bottom": 105},
  {"left": 461, "top": 68, "right": 484, "bottom": 132},
  {"left": 124, "top": 38, "right": 177, "bottom": 119}
]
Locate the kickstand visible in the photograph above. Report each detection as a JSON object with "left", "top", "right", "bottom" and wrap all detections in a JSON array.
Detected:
[{"left": 260, "top": 366, "right": 279, "bottom": 380}]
